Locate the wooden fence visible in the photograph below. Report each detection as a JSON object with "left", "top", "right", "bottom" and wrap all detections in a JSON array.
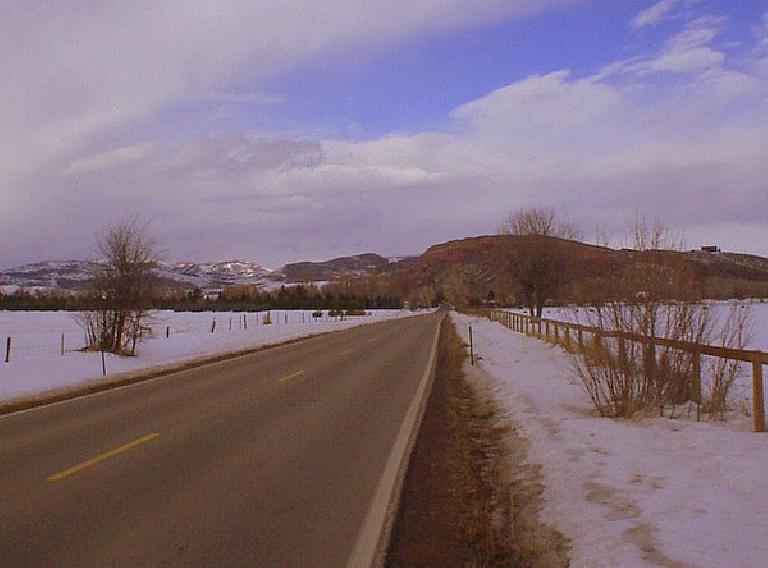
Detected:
[{"left": 488, "top": 309, "right": 768, "bottom": 432}]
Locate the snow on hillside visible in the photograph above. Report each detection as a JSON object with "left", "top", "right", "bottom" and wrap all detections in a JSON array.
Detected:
[
  {"left": 0, "top": 309, "right": 415, "bottom": 403},
  {"left": 0, "top": 258, "right": 276, "bottom": 290},
  {"left": 453, "top": 311, "right": 768, "bottom": 567}
]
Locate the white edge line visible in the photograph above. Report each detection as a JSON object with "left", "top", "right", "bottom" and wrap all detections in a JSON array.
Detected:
[{"left": 346, "top": 312, "right": 444, "bottom": 568}]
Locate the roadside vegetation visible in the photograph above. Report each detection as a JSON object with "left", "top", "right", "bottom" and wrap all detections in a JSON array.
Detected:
[
  {"left": 388, "top": 316, "right": 568, "bottom": 566},
  {"left": 568, "top": 219, "right": 752, "bottom": 419}
]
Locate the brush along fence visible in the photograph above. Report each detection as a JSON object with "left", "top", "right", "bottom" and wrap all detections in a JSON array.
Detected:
[{"left": 488, "top": 309, "right": 768, "bottom": 432}]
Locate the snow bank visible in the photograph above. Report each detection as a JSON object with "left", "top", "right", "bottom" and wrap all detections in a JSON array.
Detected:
[
  {"left": 0, "top": 309, "right": 417, "bottom": 402},
  {"left": 453, "top": 311, "right": 768, "bottom": 567}
]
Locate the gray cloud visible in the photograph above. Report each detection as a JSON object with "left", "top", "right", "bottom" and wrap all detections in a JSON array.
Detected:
[{"left": 2, "top": 1, "right": 767, "bottom": 270}]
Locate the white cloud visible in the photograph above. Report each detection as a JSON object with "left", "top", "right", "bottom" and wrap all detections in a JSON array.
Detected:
[
  {"left": 632, "top": 0, "right": 679, "bottom": 29},
  {"left": 3, "top": 2, "right": 768, "bottom": 266},
  {"left": 452, "top": 70, "right": 623, "bottom": 130},
  {"left": 0, "top": 1, "right": 581, "bottom": 184},
  {"left": 62, "top": 142, "right": 155, "bottom": 176},
  {"left": 627, "top": 17, "right": 726, "bottom": 75}
]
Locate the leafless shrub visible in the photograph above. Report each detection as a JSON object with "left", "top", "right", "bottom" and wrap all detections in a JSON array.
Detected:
[
  {"left": 73, "top": 310, "right": 100, "bottom": 349},
  {"left": 570, "top": 218, "right": 752, "bottom": 418},
  {"left": 704, "top": 304, "right": 752, "bottom": 419}
]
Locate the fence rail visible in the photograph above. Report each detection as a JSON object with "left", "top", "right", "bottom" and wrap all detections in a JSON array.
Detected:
[{"left": 488, "top": 309, "right": 767, "bottom": 433}]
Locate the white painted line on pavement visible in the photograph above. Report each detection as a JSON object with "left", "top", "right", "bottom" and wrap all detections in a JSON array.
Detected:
[{"left": 346, "top": 313, "right": 444, "bottom": 568}]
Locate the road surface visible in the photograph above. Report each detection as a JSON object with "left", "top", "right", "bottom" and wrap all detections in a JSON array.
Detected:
[{"left": 0, "top": 312, "right": 441, "bottom": 567}]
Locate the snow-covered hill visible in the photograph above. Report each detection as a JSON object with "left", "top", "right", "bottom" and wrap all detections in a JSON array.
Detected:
[{"left": 0, "top": 259, "right": 275, "bottom": 290}]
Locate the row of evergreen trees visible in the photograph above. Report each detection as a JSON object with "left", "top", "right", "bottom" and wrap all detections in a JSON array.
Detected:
[{"left": 0, "top": 286, "right": 402, "bottom": 312}]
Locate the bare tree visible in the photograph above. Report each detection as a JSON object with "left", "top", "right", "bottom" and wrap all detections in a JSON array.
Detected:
[
  {"left": 505, "top": 236, "right": 569, "bottom": 317},
  {"left": 497, "top": 207, "right": 579, "bottom": 316},
  {"left": 86, "top": 218, "right": 159, "bottom": 354},
  {"left": 498, "top": 207, "right": 583, "bottom": 241},
  {"left": 438, "top": 263, "right": 487, "bottom": 307}
]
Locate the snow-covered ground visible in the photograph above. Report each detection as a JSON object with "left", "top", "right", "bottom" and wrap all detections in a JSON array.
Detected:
[
  {"left": 509, "top": 302, "right": 768, "bottom": 351},
  {"left": 0, "top": 309, "right": 415, "bottom": 403},
  {"left": 504, "top": 302, "right": 767, "bottom": 411},
  {"left": 454, "top": 311, "right": 768, "bottom": 567}
]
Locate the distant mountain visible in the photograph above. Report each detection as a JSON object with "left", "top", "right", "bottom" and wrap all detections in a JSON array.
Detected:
[
  {"left": 2, "top": 238, "right": 766, "bottom": 300},
  {"left": 0, "top": 253, "right": 418, "bottom": 291},
  {"left": 0, "top": 260, "right": 94, "bottom": 290},
  {"left": 0, "top": 259, "right": 273, "bottom": 291},
  {"left": 277, "top": 253, "right": 393, "bottom": 283},
  {"left": 162, "top": 260, "right": 273, "bottom": 288}
]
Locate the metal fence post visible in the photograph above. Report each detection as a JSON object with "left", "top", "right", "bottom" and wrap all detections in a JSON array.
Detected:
[{"left": 469, "top": 324, "right": 474, "bottom": 366}]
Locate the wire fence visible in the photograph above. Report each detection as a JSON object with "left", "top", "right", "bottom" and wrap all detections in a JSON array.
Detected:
[{"left": 0, "top": 309, "right": 383, "bottom": 364}]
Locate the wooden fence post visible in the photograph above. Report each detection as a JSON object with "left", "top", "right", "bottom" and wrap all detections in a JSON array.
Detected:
[
  {"left": 553, "top": 323, "right": 560, "bottom": 346},
  {"left": 61, "top": 333, "right": 65, "bottom": 356},
  {"left": 618, "top": 337, "right": 627, "bottom": 371},
  {"left": 644, "top": 340, "right": 660, "bottom": 415},
  {"left": 752, "top": 357, "right": 765, "bottom": 433},
  {"left": 647, "top": 341, "right": 657, "bottom": 383},
  {"left": 592, "top": 332, "right": 603, "bottom": 365},
  {"left": 545, "top": 321, "right": 551, "bottom": 342},
  {"left": 691, "top": 350, "right": 702, "bottom": 422},
  {"left": 5, "top": 337, "right": 10, "bottom": 363}
]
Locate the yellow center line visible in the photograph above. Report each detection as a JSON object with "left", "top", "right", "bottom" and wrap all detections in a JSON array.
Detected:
[
  {"left": 278, "top": 369, "right": 305, "bottom": 383},
  {"left": 47, "top": 432, "right": 160, "bottom": 483},
  {"left": 341, "top": 348, "right": 353, "bottom": 355}
]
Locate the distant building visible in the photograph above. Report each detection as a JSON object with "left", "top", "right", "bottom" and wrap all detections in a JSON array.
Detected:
[
  {"left": 202, "top": 289, "right": 223, "bottom": 300},
  {"left": 700, "top": 245, "right": 721, "bottom": 253}
]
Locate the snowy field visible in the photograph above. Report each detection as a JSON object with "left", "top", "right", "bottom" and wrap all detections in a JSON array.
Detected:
[
  {"left": 454, "top": 311, "right": 768, "bottom": 567},
  {"left": 504, "top": 302, "right": 768, "bottom": 410},
  {"left": 0, "top": 309, "right": 416, "bottom": 403},
  {"left": 512, "top": 301, "right": 768, "bottom": 351}
]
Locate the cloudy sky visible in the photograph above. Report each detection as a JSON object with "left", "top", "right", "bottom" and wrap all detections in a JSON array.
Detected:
[{"left": 1, "top": 0, "right": 767, "bottom": 268}]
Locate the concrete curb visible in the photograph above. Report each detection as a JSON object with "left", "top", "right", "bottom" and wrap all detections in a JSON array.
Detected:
[{"left": 346, "top": 311, "right": 445, "bottom": 568}]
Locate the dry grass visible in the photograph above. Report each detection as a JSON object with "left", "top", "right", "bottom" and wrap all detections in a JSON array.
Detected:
[{"left": 388, "top": 317, "right": 568, "bottom": 566}]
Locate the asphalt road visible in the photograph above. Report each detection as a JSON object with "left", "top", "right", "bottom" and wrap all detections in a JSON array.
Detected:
[{"left": 0, "top": 312, "right": 442, "bottom": 567}]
